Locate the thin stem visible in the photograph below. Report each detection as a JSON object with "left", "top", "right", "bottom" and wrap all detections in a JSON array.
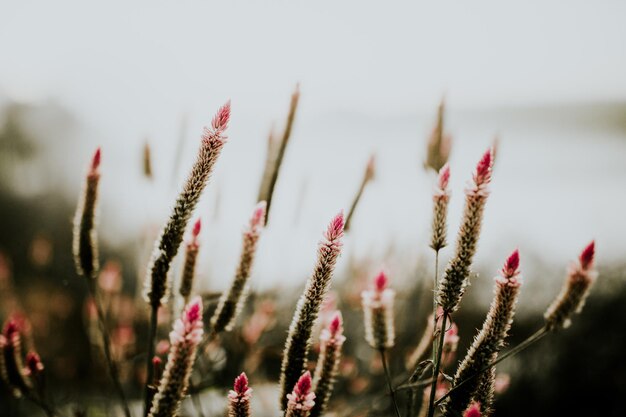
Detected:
[
  {"left": 380, "top": 349, "right": 402, "bottom": 417},
  {"left": 435, "top": 327, "right": 549, "bottom": 407},
  {"left": 426, "top": 312, "right": 448, "bottom": 417},
  {"left": 87, "top": 282, "right": 132, "bottom": 417},
  {"left": 344, "top": 173, "right": 368, "bottom": 232},
  {"left": 143, "top": 306, "right": 159, "bottom": 417}
]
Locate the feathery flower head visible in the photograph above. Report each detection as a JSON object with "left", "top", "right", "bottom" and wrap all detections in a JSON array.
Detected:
[
  {"left": 228, "top": 372, "right": 253, "bottom": 416},
  {"left": 329, "top": 312, "right": 343, "bottom": 338},
  {"left": 210, "top": 100, "right": 231, "bottom": 137},
  {"left": 170, "top": 296, "right": 203, "bottom": 346},
  {"left": 473, "top": 148, "right": 492, "bottom": 187},
  {"left": 544, "top": 241, "right": 598, "bottom": 330},
  {"left": 250, "top": 201, "right": 267, "bottom": 230},
  {"left": 374, "top": 270, "right": 388, "bottom": 292},
  {"left": 192, "top": 218, "right": 202, "bottom": 240},
  {"left": 3, "top": 320, "right": 18, "bottom": 339},
  {"left": 464, "top": 402, "right": 482, "bottom": 417},
  {"left": 320, "top": 311, "right": 346, "bottom": 346},
  {"left": 287, "top": 371, "right": 316, "bottom": 412},
  {"left": 90, "top": 147, "right": 101, "bottom": 176},
  {"left": 438, "top": 163, "right": 451, "bottom": 191},
  {"left": 362, "top": 270, "right": 395, "bottom": 349},
  {"left": 24, "top": 352, "right": 44, "bottom": 376},
  {"left": 325, "top": 211, "right": 345, "bottom": 243}
]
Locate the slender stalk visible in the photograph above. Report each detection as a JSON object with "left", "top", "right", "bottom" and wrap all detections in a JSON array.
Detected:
[
  {"left": 87, "top": 282, "right": 131, "bottom": 417},
  {"left": 431, "top": 252, "right": 440, "bottom": 362},
  {"left": 143, "top": 307, "right": 159, "bottom": 417},
  {"left": 380, "top": 349, "right": 402, "bottom": 417},
  {"left": 435, "top": 327, "right": 548, "bottom": 407},
  {"left": 427, "top": 312, "right": 448, "bottom": 417}
]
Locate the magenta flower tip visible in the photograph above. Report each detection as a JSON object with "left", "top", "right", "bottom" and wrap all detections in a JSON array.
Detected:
[
  {"left": 234, "top": 372, "right": 249, "bottom": 394},
  {"left": 252, "top": 201, "right": 267, "bottom": 228},
  {"left": 152, "top": 356, "right": 162, "bottom": 366},
  {"left": 296, "top": 371, "right": 312, "bottom": 396},
  {"left": 328, "top": 311, "right": 343, "bottom": 337},
  {"left": 3, "top": 320, "right": 18, "bottom": 338},
  {"left": 186, "top": 297, "right": 202, "bottom": 324},
  {"left": 91, "top": 147, "right": 102, "bottom": 172},
  {"left": 579, "top": 240, "right": 595, "bottom": 270},
  {"left": 325, "top": 211, "right": 345, "bottom": 241},
  {"left": 374, "top": 270, "right": 388, "bottom": 292},
  {"left": 438, "top": 163, "right": 450, "bottom": 189},
  {"left": 474, "top": 148, "right": 493, "bottom": 185},
  {"left": 26, "top": 352, "right": 44, "bottom": 373},
  {"left": 192, "top": 218, "right": 202, "bottom": 238},
  {"left": 502, "top": 249, "right": 520, "bottom": 278},
  {"left": 212, "top": 100, "right": 231, "bottom": 132},
  {"left": 464, "top": 402, "right": 482, "bottom": 417}
]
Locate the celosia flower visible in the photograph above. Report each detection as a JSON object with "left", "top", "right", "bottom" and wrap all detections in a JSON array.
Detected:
[
  {"left": 431, "top": 163, "right": 451, "bottom": 251},
  {"left": 286, "top": 371, "right": 316, "bottom": 417},
  {"left": 228, "top": 372, "right": 252, "bottom": 417},
  {"left": 464, "top": 402, "right": 482, "bottom": 417},
  {"left": 362, "top": 270, "right": 396, "bottom": 350},
  {"left": 310, "top": 312, "right": 346, "bottom": 417},
  {"left": 0, "top": 320, "right": 29, "bottom": 398},
  {"left": 73, "top": 147, "right": 101, "bottom": 279},
  {"left": 279, "top": 212, "right": 344, "bottom": 410},
  {"left": 179, "top": 218, "right": 202, "bottom": 304},
  {"left": 544, "top": 241, "right": 597, "bottom": 330},
  {"left": 443, "top": 250, "right": 521, "bottom": 416},
  {"left": 148, "top": 297, "right": 204, "bottom": 417},
  {"left": 211, "top": 202, "right": 266, "bottom": 333},
  {"left": 437, "top": 148, "right": 493, "bottom": 313},
  {"left": 145, "top": 102, "right": 231, "bottom": 309}
]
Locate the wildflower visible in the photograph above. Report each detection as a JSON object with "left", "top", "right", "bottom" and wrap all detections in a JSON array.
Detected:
[
  {"left": 286, "top": 371, "right": 316, "bottom": 417},
  {"left": 73, "top": 147, "right": 101, "bottom": 279},
  {"left": 279, "top": 212, "right": 344, "bottom": 410},
  {"left": 544, "top": 241, "right": 597, "bottom": 330},
  {"left": 436, "top": 148, "right": 493, "bottom": 313},
  {"left": 310, "top": 312, "right": 346, "bottom": 417},
  {"left": 211, "top": 202, "right": 266, "bottom": 333},
  {"left": 362, "top": 270, "right": 395, "bottom": 350},
  {"left": 228, "top": 373, "right": 252, "bottom": 417},
  {"left": 424, "top": 98, "right": 452, "bottom": 172},
  {"left": 464, "top": 402, "right": 482, "bottom": 417},
  {"left": 431, "top": 163, "right": 451, "bottom": 251},
  {"left": 144, "top": 102, "right": 231, "bottom": 309},
  {"left": 148, "top": 297, "right": 204, "bottom": 417},
  {"left": 443, "top": 250, "right": 521, "bottom": 416},
  {"left": 179, "top": 218, "right": 202, "bottom": 305},
  {"left": 0, "top": 320, "right": 29, "bottom": 397}
]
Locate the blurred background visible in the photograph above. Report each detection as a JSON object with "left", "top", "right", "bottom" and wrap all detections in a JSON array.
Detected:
[{"left": 1, "top": 1, "right": 625, "bottom": 416}]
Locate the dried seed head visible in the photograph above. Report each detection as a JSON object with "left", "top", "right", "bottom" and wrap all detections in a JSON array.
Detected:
[
  {"left": 149, "top": 297, "right": 203, "bottom": 417},
  {"left": 279, "top": 212, "right": 344, "bottom": 411},
  {"left": 544, "top": 241, "right": 598, "bottom": 330},
  {"left": 210, "top": 202, "right": 266, "bottom": 333},
  {"left": 286, "top": 371, "right": 316, "bottom": 417},
  {"left": 228, "top": 372, "right": 252, "bottom": 417},
  {"left": 362, "top": 270, "right": 395, "bottom": 350},
  {"left": 424, "top": 98, "right": 452, "bottom": 172},
  {"left": 431, "top": 163, "right": 451, "bottom": 251}
]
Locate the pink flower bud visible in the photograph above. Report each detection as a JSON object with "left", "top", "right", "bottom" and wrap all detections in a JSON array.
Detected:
[{"left": 579, "top": 240, "right": 595, "bottom": 270}]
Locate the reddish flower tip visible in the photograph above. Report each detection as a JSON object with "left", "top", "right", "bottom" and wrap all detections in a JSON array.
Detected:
[
  {"left": 374, "top": 270, "right": 388, "bottom": 292},
  {"left": 152, "top": 356, "right": 162, "bottom": 366},
  {"left": 579, "top": 241, "right": 595, "bottom": 270},
  {"left": 464, "top": 402, "right": 482, "bottom": 417},
  {"left": 234, "top": 372, "right": 249, "bottom": 394},
  {"left": 251, "top": 201, "right": 267, "bottom": 228},
  {"left": 295, "top": 371, "right": 312, "bottom": 396},
  {"left": 3, "top": 320, "right": 18, "bottom": 338},
  {"left": 91, "top": 147, "right": 101, "bottom": 172},
  {"left": 328, "top": 311, "right": 343, "bottom": 337},
  {"left": 192, "top": 218, "right": 202, "bottom": 238},
  {"left": 26, "top": 352, "right": 44, "bottom": 373},
  {"left": 325, "top": 211, "right": 345, "bottom": 241},
  {"left": 438, "top": 163, "right": 450, "bottom": 189},
  {"left": 474, "top": 148, "right": 493, "bottom": 185},
  {"left": 212, "top": 100, "right": 231, "bottom": 132},
  {"left": 186, "top": 298, "right": 202, "bottom": 323},
  {"left": 502, "top": 249, "right": 520, "bottom": 278}
]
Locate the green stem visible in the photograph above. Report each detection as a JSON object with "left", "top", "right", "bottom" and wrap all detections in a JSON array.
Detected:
[
  {"left": 426, "top": 311, "right": 448, "bottom": 417},
  {"left": 435, "top": 327, "right": 549, "bottom": 407},
  {"left": 380, "top": 349, "right": 402, "bottom": 417},
  {"left": 143, "top": 306, "right": 159, "bottom": 417}
]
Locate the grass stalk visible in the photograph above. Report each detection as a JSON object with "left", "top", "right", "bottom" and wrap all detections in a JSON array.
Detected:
[
  {"left": 143, "top": 307, "right": 159, "bottom": 417},
  {"left": 426, "top": 312, "right": 448, "bottom": 417},
  {"left": 380, "top": 349, "right": 402, "bottom": 417}
]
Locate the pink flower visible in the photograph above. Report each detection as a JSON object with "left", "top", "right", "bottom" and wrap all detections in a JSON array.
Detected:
[
  {"left": 464, "top": 402, "right": 482, "bottom": 417},
  {"left": 496, "top": 249, "right": 522, "bottom": 288},
  {"left": 287, "top": 371, "right": 316, "bottom": 413},
  {"left": 228, "top": 372, "right": 253, "bottom": 402}
]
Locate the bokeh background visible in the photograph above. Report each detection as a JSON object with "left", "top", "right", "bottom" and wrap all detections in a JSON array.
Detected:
[{"left": 1, "top": 2, "right": 625, "bottom": 416}]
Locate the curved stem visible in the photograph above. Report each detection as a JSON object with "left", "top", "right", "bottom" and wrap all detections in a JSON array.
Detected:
[
  {"left": 426, "top": 312, "right": 448, "bottom": 417},
  {"left": 87, "top": 282, "right": 132, "bottom": 417},
  {"left": 143, "top": 306, "right": 159, "bottom": 416},
  {"left": 435, "top": 327, "right": 548, "bottom": 407},
  {"left": 380, "top": 349, "right": 402, "bottom": 417}
]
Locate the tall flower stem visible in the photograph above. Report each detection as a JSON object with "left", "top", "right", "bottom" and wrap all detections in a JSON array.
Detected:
[
  {"left": 87, "top": 281, "right": 132, "bottom": 417},
  {"left": 426, "top": 312, "right": 448, "bottom": 417},
  {"left": 380, "top": 349, "right": 401, "bottom": 417},
  {"left": 143, "top": 307, "right": 158, "bottom": 417},
  {"left": 435, "top": 327, "right": 548, "bottom": 407}
]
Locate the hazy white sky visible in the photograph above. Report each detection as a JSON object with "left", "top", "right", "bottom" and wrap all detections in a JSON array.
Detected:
[{"left": 1, "top": 1, "right": 625, "bottom": 292}]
